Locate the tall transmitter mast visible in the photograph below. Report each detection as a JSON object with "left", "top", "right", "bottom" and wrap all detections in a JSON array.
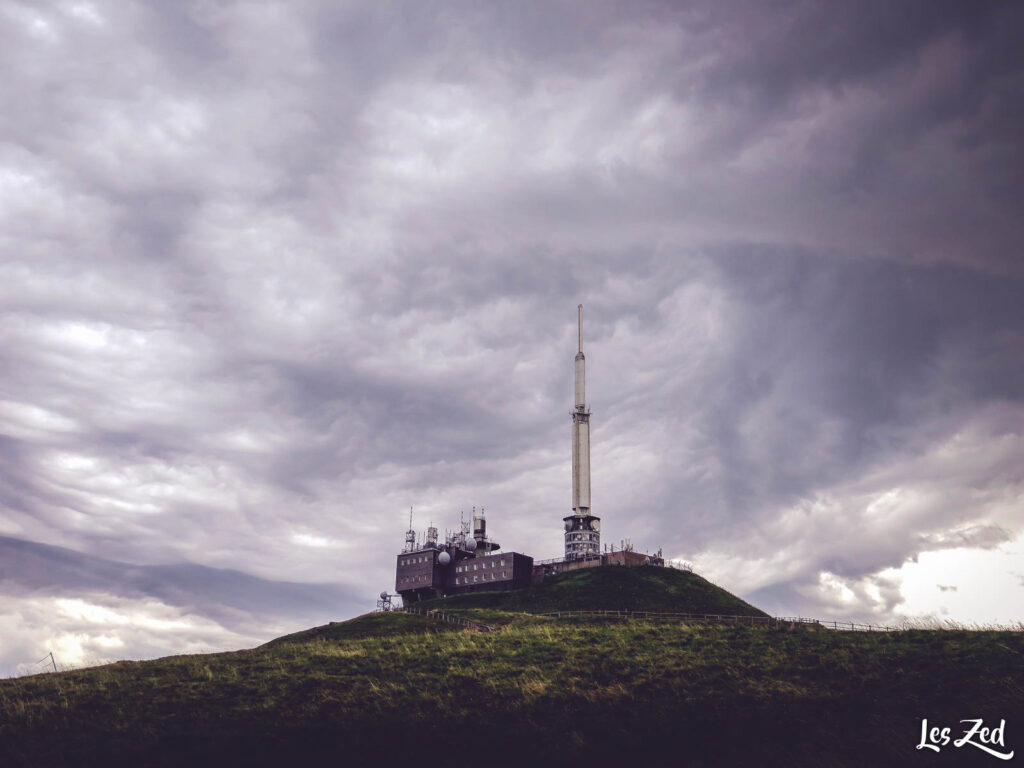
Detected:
[{"left": 564, "top": 305, "right": 601, "bottom": 560}]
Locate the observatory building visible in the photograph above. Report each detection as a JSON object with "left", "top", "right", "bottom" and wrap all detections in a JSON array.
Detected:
[
  {"left": 395, "top": 508, "right": 534, "bottom": 604},
  {"left": 394, "top": 306, "right": 663, "bottom": 607}
]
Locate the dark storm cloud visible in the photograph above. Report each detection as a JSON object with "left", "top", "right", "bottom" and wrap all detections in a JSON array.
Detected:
[
  {"left": 0, "top": 536, "right": 360, "bottom": 623},
  {"left": 588, "top": 250, "right": 1023, "bottom": 553},
  {"left": 697, "top": 253, "right": 1024, "bottom": 511},
  {"left": 1, "top": 0, "right": 1023, "bottom": 671}
]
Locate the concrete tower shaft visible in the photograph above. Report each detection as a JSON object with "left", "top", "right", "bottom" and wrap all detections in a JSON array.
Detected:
[{"left": 571, "top": 413, "right": 590, "bottom": 512}]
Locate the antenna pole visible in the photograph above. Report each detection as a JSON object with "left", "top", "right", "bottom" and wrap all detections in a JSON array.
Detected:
[{"left": 578, "top": 304, "right": 583, "bottom": 353}]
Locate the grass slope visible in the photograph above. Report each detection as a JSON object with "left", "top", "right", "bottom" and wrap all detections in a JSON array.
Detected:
[
  {"left": 416, "top": 564, "right": 769, "bottom": 616},
  {"left": 1, "top": 571, "right": 1021, "bottom": 767}
]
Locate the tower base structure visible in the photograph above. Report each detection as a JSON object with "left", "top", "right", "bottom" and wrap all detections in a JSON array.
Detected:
[{"left": 563, "top": 513, "right": 601, "bottom": 560}]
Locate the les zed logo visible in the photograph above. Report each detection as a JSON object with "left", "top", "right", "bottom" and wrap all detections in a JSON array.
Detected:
[{"left": 917, "top": 718, "right": 1014, "bottom": 760}]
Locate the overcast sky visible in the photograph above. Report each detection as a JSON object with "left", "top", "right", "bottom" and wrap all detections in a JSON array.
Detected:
[{"left": 2, "top": 0, "right": 1023, "bottom": 676}]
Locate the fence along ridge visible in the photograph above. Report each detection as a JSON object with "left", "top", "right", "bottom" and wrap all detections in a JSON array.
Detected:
[
  {"left": 403, "top": 606, "right": 495, "bottom": 632},
  {"left": 403, "top": 605, "right": 898, "bottom": 632},
  {"left": 533, "top": 609, "right": 899, "bottom": 632}
]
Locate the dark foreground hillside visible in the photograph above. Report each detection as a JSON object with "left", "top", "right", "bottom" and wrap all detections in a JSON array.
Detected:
[{"left": 1, "top": 571, "right": 1021, "bottom": 767}]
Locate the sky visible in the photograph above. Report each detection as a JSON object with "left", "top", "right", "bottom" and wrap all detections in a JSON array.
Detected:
[{"left": 1, "top": 0, "right": 1023, "bottom": 676}]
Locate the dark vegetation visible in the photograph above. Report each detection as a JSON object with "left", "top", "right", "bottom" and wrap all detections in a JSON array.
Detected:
[
  {"left": 1, "top": 567, "right": 1021, "bottom": 767},
  {"left": 414, "top": 564, "right": 770, "bottom": 616}
]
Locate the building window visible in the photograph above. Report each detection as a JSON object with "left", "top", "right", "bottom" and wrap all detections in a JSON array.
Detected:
[
  {"left": 473, "top": 576, "right": 478, "bottom": 583},
  {"left": 500, "top": 559, "right": 505, "bottom": 566}
]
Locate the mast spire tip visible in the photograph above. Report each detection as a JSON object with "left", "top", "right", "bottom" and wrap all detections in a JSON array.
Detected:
[{"left": 577, "top": 304, "right": 583, "bottom": 353}]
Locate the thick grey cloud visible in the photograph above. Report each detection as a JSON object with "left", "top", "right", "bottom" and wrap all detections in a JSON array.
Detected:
[
  {"left": 1, "top": 0, "right": 1023, "bottom": 673},
  {"left": 0, "top": 536, "right": 359, "bottom": 621},
  {"left": 0, "top": 535, "right": 362, "bottom": 675}
]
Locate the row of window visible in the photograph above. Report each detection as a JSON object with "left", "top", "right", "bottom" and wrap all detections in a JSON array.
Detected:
[
  {"left": 455, "top": 571, "right": 508, "bottom": 585},
  {"left": 399, "top": 555, "right": 431, "bottom": 567},
  {"left": 400, "top": 570, "right": 511, "bottom": 587},
  {"left": 398, "top": 574, "right": 430, "bottom": 584},
  {"left": 567, "top": 533, "right": 599, "bottom": 541},
  {"left": 455, "top": 558, "right": 507, "bottom": 573}
]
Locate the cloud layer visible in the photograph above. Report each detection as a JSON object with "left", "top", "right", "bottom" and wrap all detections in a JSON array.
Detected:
[{"left": 1, "top": 0, "right": 1023, "bottom": 673}]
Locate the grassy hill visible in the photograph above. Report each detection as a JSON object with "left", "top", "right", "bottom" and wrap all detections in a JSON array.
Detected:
[
  {"left": 1, "top": 568, "right": 1022, "bottom": 767},
  {"left": 414, "top": 564, "right": 770, "bottom": 616}
]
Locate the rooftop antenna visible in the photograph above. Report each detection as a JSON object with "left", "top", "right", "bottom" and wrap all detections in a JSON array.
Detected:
[{"left": 403, "top": 506, "right": 416, "bottom": 552}]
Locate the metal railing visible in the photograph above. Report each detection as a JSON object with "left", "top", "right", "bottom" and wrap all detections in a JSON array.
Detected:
[
  {"left": 779, "top": 618, "right": 898, "bottom": 632},
  {"left": 404, "top": 606, "right": 494, "bottom": 633},
  {"left": 534, "top": 609, "right": 898, "bottom": 631},
  {"left": 402, "top": 605, "right": 906, "bottom": 633},
  {"left": 532, "top": 554, "right": 603, "bottom": 566},
  {"left": 537, "top": 609, "right": 775, "bottom": 626},
  {"left": 663, "top": 560, "right": 694, "bottom": 572}
]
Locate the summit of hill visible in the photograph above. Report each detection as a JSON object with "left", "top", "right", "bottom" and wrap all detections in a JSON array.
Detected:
[{"left": 416, "top": 563, "right": 769, "bottom": 616}]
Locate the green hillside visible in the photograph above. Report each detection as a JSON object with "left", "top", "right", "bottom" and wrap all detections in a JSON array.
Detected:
[
  {"left": 1, "top": 569, "right": 1022, "bottom": 767},
  {"left": 415, "top": 564, "right": 769, "bottom": 616}
]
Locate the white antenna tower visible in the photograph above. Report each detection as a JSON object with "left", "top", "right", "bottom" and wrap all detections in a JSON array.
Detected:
[{"left": 404, "top": 506, "right": 416, "bottom": 552}]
